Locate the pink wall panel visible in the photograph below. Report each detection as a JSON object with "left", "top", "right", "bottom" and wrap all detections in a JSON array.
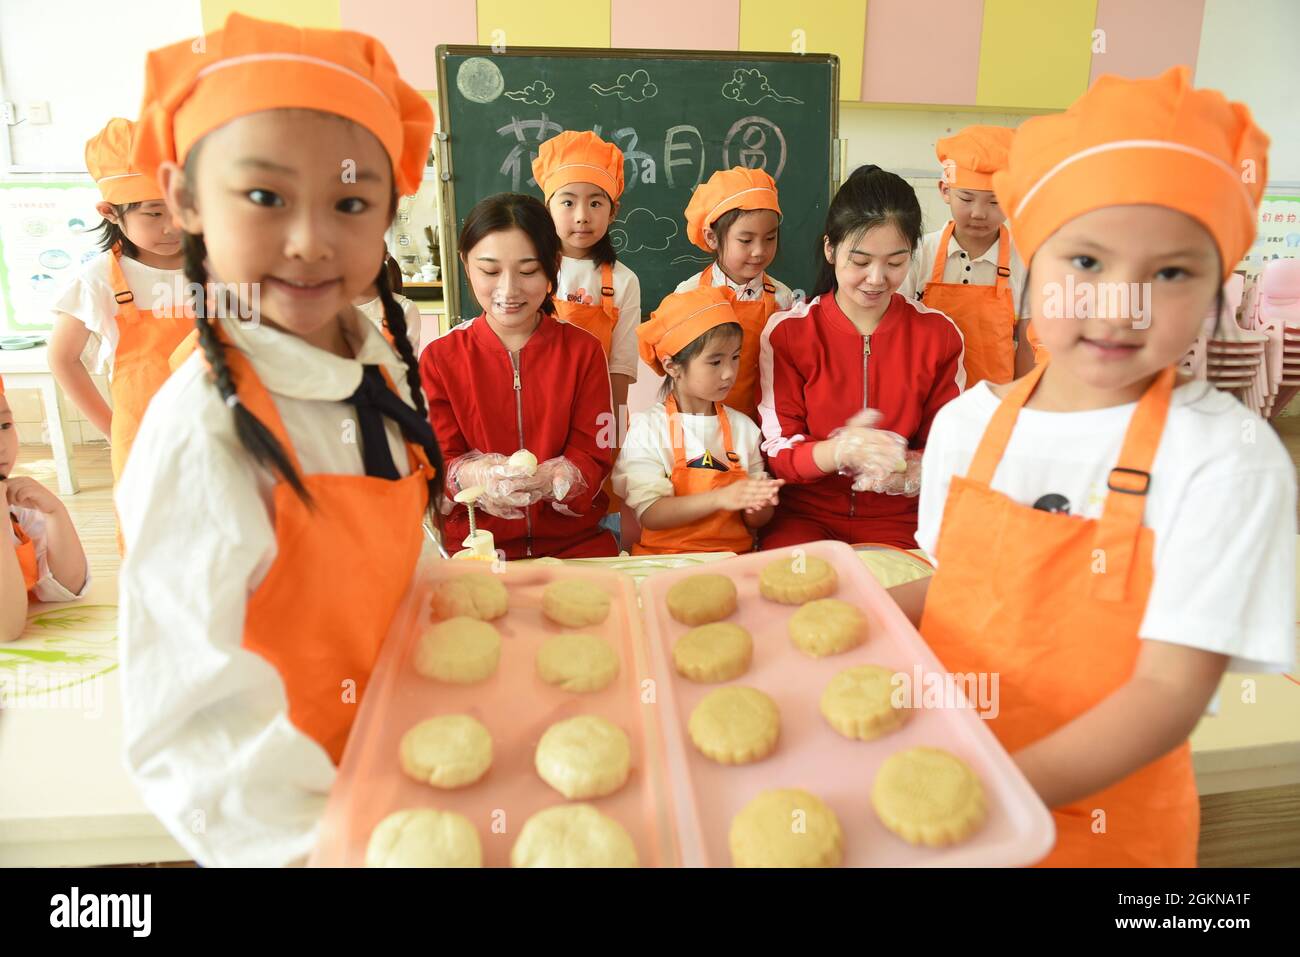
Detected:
[{"left": 861, "top": 0, "right": 983, "bottom": 105}]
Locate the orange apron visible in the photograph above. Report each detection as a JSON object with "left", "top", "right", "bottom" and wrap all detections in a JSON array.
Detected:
[
  {"left": 554, "top": 262, "right": 622, "bottom": 517},
  {"left": 699, "top": 264, "right": 777, "bottom": 423},
  {"left": 632, "top": 395, "right": 753, "bottom": 555},
  {"left": 107, "top": 247, "right": 193, "bottom": 481},
  {"left": 553, "top": 261, "right": 617, "bottom": 356},
  {"left": 1026, "top": 320, "right": 1050, "bottom": 367},
  {"left": 9, "top": 514, "right": 39, "bottom": 599},
  {"left": 220, "top": 336, "right": 434, "bottom": 765},
  {"left": 920, "top": 363, "right": 1198, "bottom": 867},
  {"left": 919, "top": 223, "right": 1017, "bottom": 387}
]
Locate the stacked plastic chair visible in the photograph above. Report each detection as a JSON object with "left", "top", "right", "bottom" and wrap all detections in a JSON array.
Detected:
[{"left": 1247, "top": 259, "right": 1300, "bottom": 418}]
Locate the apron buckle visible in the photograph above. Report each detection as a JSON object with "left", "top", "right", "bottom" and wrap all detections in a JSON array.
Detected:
[
  {"left": 114, "top": 290, "right": 135, "bottom": 304},
  {"left": 995, "top": 265, "right": 1012, "bottom": 278},
  {"left": 1107, "top": 467, "right": 1151, "bottom": 495}
]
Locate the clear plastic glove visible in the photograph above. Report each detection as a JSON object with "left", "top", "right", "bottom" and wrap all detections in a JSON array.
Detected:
[
  {"left": 534, "top": 457, "right": 588, "bottom": 516},
  {"left": 853, "top": 449, "right": 923, "bottom": 496},
  {"left": 828, "top": 409, "right": 908, "bottom": 485},
  {"left": 446, "top": 452, "right": 547, "bottom": 520}
]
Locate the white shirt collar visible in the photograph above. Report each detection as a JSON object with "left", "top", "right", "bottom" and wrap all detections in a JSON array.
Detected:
[
  {"left": 711, "top": 267, "right": 766, "bottom": 299},
  {"left": 217, "top": 306, "right": 407, "bottom": 402},
  {"left": 944, "top": 232, "right": 1002, "bottom": 266}
]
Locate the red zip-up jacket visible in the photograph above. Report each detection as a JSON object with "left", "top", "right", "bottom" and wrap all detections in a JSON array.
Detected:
[
  {"left": 420, "top": 313, "right": 614, "bottom": 559},
  {"left": 758, "top": 291, "right": 966, "bottom": 545}
]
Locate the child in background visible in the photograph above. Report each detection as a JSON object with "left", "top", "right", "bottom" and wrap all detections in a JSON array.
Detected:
[
  {"left": 354, "top": 250, "right": 422, "bottom": 353},
  {"left": 117, "top": 14, "right": 443, "bottom": 866},
  {"left": 760, "top": 165, "right": 966, "bottom": 550},
  {"left": 678, "top": 167, "right": 793, "bottom": 421},
  {"left": 613, "top": 287, "right": 782, "bottom": 555},
  {"left": 900, "top": 125, "right": 1032, "bottom": 385},
  {"left": 49, "top": 118, "right": 190, "bottom": 481},
  {"left": 895, "top": 68, "right": 1295, "bottom": 866},
  {"left": 1, "top": 375, "right": 90, "bottom": 640},
  {"left": 421, "top": 193, "right": 618, "bottom": 560},
  {"left": 534, "top": 131, "right": 640, "bottom": 419}
]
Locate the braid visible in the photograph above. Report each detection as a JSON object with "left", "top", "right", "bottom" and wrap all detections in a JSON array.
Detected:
[
  {"left": 182, "top": 232, "right": 312, "bottom": 502},
  {"left": 376, "top": 263, "right": 445, "bottom": 521}
]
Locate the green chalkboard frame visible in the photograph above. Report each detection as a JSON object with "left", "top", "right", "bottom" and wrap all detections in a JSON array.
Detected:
[{"left": 434, "top": 45, "right": 839, "bottom": 327}]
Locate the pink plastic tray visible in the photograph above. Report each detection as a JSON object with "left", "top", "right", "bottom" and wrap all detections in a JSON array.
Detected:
[
  {"left": 640, "top": 540, "right": 1055, "bottom": 867},
  {"left": 310, "top": 559, "right": 677, "bottom": 867}
]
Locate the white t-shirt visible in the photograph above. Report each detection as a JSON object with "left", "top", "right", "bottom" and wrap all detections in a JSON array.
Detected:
[
  {"left": 900, "top": 225, "right": 1026, "bottom": 308},
  {"left": 355, "top": 293, "right": 422, "bottom": 354},
  {"left": 554, "top": 256, "right": 640, "bottom": 379},
  {"left": 612, "top": 402, "right": 769, "bottom": 518},
  {"left": 674, "top": 267, "right": 796, "bottom": 310},
  {"left": 50, "top": 250, "right": 187, "bottom": 377},
  {"left": 917, "top": 379, "right": 1297, "bottom": 675},
  {"left": 6, "top": 505, "right": 91, "bottom": 602}
]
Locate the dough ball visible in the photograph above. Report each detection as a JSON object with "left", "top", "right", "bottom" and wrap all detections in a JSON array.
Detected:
[
  {"left": 730, "top": 789, "right": 843, "bottom": 868},
  {"left": 788, "top": 599, "right": 867, "bottom": 658},
  {"left": 688, "top": 686, "right": 780, "bottom": 765},
  {"left": 672, "top": 622, "right": 753, "bottom": 683},
  {"left": 536, "top": 632, "right": 620, "bottom": 693},
  {"left": 665, "top": 574, "right": 737, "bottom": 626},
  {"left": 534, "top": 715, "right": 631, "bottom": 799},
  {"left": 366, "top": 808, "right": 482, "bottom": 867},
  {"left": 429, "top": 572, "right": 508, "bottom": 622},
  {"left": 511, "top": 804, "right": 638, "bottom": 868},
  {"left": 759, "top": 555, "right": 838, "bottom": 604},
  {"left": 414, "top": 617, "right": 501, "bottom": 684},
  {"left": 399, "top": 714, "right": 493, "bottom": 789},
  {"left": 542, "top": 579, "right": 612, "bottom": 627}
]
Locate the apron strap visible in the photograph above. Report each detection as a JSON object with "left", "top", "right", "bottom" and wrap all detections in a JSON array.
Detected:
[
  {"left": 929, "top": 221, "right": 956, "bottom": 283},
  {"left": 664, "top": 393, "right": 687, "bottom": 472},
  {"left": 599, "top": 262, "right": 618, "bottom": 323},
  {"left": 965, "top": 361, "right": 1049, "bottom": 485},
  {"left": 1088, "top": 366, "right": 1176, "bottom": 602},
  {"left": 698, "top": 263, "right": 714, "bottom": 288},
  {"left": 107, "top": 245, "right": 136, "bottom": 306},
  {"left": 993, "top": 225, "right": 1011, "bottom": 298},
  {"left": 713, "top": 401, "right": 745, "bottom": 470}
]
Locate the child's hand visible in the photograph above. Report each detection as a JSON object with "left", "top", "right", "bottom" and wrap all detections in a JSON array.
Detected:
[
  {"left": 4, "top": 477, "right": 63, "bottom": 515},
  {"left": 716, "top": 477, "right": 784, "bottom": 513}
]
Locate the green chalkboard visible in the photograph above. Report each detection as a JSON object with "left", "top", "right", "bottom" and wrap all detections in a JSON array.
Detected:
[{"left": 434, "top": 45, "right": 839, "bottom": 325}]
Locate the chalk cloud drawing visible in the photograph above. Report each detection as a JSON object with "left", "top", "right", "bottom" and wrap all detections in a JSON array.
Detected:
[
  {"left": 610, "top": 208, "right": 677, "bottom": 255},
  {"left": 721, "top": 68, "right": 803, "bottom": 106},
  {"left": 590, "top": 68, "right": 658, "bottom": 102},
  {"left": 457, "top": 57, "right": 505, "bottom": 104},
  {"left": 505, "top": 80, "right": 555, "bottom": 106}
]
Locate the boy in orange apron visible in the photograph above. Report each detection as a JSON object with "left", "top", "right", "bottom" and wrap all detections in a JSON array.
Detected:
[
  {"left": 679, "top": 167, "right": 793, "bottom": 422},
  {"left": 117, "top": 13, "right": 442, "bottom": 866},
  {"left": 895, "top": 67, "right": 1294, "bottom": 867},
  {"left": 1, "top": 374, "right": 90, "bottom": 637},
  {"left": 613, "top": 286, "right": 782, "bottom": 554},
  {"left": 49, "top": 118, "right": 191, "bottom": 483},
  {"left": 903, "top": 125, "right": 1038, "bottom": 386}
]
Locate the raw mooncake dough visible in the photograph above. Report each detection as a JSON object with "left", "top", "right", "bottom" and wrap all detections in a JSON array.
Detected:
[
  {"left": 414, "top": 617, "right": 502, "bottom": 684},
  {"left": 672, "top": 623, "right": 753, "bottom": 682},
  {"left": 788, "top": 599, "right": 867, "bottom": 657},
  {"left": 399, "top": 714, "right": 493, "bottom": 789},
  {"left": 688, "top": 686, "right": 780, "bottom": 765},
  {"left": 759, "top": 555, "right": 838, "bottom": 604},
  {"left": 872, "top": 747, "right": 986, "bottom": 847},
  {"left": 820, "top": 665, "right": 908, "bottom": 740},
  {"left": 665, "top": 574, "right": 738, "bottom": 626},
  {"left": 511, "top": 804, "right": 638, "bottom": 868},
  {"left": 366, "top": 808, "right": 482, "bottom": 867},
  {"left": 542, "top": 579, "right": 612, "bottom": 627},
  {"left": 536, "top": 633, "right": 620, "bottom": 692},
  {"left": 429, "top": 572, "right": 508, "bottom": 622},
  {"left": 729, "top": 789, "right": 843, "bottom": 868},
  {"left": 534, "top": 715, "right": 631, "bottom": 799}
]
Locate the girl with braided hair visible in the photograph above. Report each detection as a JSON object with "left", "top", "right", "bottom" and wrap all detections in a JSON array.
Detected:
[{"left": 116, "top": 13, "right": 442, "bottom": 866}]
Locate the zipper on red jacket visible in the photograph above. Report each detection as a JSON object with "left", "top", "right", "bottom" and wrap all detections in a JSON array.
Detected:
[
  {"left": 850, "top": 334, "right": 872, "bottom": 519},
  {"left": 509, "top": 350, "right": 533, "bottom": 557}
]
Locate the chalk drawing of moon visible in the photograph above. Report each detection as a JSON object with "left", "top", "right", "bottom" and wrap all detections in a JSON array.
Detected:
[{"left": 457, "top": 58, "right": 505, "bottom": 104}]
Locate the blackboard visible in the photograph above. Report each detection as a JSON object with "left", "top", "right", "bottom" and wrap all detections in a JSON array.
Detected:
[{"left": 434, "top": 45, "right": 839, "bottom": 325}]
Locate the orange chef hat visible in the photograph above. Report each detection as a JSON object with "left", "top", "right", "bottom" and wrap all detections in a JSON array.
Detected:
[
  {"left": 132, "top": 12, "right": 433, "bottom": 196},
  {"left": 685, "top": 167, "right": 782, "bottom": 251},
  {"left": 993, "top": 66, "right": 1268, "bottom": 280},
  {"left": 638, "top": 286, "right": 739, "bottom": 376},
  {"left": 85, "top": 118, "right": 164, "bottom": 205},
  {"left": 936, "top": 125, "right": 1014, "bottom": 191},
  {"left": 532, "top": 130, "right": 625, "bottom": 203}
]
